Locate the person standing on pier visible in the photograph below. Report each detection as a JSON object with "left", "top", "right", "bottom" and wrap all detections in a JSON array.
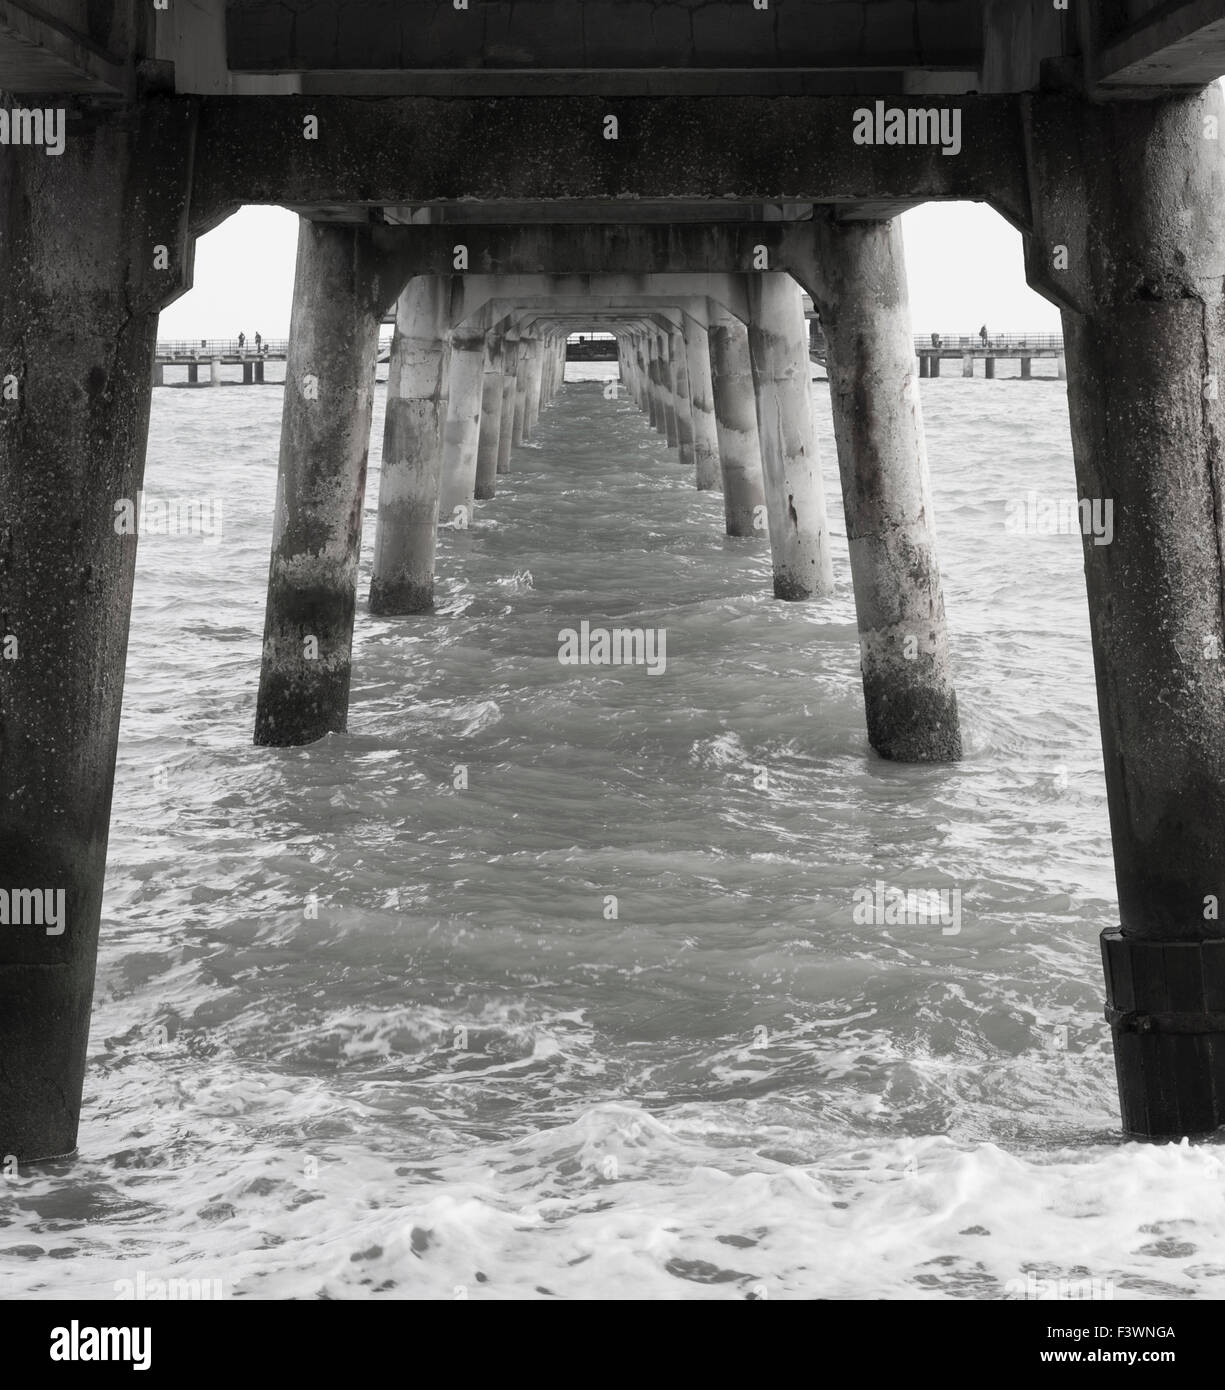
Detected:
[
  {"left": 979, "top": 324, "right": 989, "bottom": 346},
  {"left": 255, "top": 331, "right": 262, "bottom": 355},
  {"left": 238, "top": 332, "right": 246, "bottom": 353}
]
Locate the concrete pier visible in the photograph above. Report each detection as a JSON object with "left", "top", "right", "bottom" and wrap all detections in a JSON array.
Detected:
[
  {"left": 745, "top": 274, "right": 834, "bottom": 599},
  {"left": 707, "top": 301, "right": 766, "bottom": 537},
  {"left": 523, "top": 336, "right": 544, "bottom": 439},
  {"left": 438, "top": 312, "right": 488, "bottom": 523},
  {"left": 659, "top": 330, "right": 680, "bottom": 449},
  {"left": 369, "top": 277, "right": 453, "bottom": 615},
  {"left": 513, "top": 339, "right": 530, "bottom": 446},
  {"left": 0, "top": 124, "right": 188, "bottom": 1161},
  {"left": 1026, "top": 87, "right": 1225, "bottom": 1139},
  {"left": 475, "top": 333, "right": 504, "bottom": 500},
  {"left": 254, "top": 221, "right": 386, "bottom": 746},
  {"left": 497, "top": 332, "right": 518, "bottom": 474},
  {"left": 669, "top": 322, "right": 696, "bottom": 474},
  {"left": 683, "top": 309, "right": 722, "bottom": 491},
  {"left": 803, "top": 217, "right": 962, "bottom": 762}
]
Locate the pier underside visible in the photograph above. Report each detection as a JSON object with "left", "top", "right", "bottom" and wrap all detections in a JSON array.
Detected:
[{"left": 4, "top": 0, "right": 1225, "bottom": 1156}]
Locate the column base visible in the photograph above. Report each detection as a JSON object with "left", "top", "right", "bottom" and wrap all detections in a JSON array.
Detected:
[{"left": 1102, "top": 928, "right": 1225, "bottom": 1139}]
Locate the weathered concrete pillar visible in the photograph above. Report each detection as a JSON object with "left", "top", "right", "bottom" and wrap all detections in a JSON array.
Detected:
[
  {"left": 524, "top": 336, "right": 545, "bottom": 439},
  {"left": 634, "top": 332, "right": 652, "bottom": 418},
  {"left": 962, "top": 353, "right": 974, "bottom": 378},
  {"left": 187, "top": 361, "right": 199, "bottom": 384},
  {"left": 1056, "top": 353, "right": 1067, "bottom": 380},
  {"left": 801, "top": 216, "right": 962, "bottom": 762},
  {"left": 682, "top": 310, "right": 721, "bottom": 491},
  {"left": 0, "top": 117, "right": 193, "bottom": 1161},
  {"left": 669, "top": 322, "right": 696, "bottom": 473},
  {"left": 152, "top": 361, "right": 164, "bottom": 387},
  {"left": 918, "top": 354, "right": 930, "bottom": 379},
  {"left": 475, "top": 333, "right": 503, "bottom": 500},
  {"left": 985, "top": 356, "right": 995, "bottom": 379},
  {"left": 659, "top": 330, "right": 679, "bottom": 448},
  {"left": 930, "top": 355, "right": 941, "bottom": 378},
  {"left": 255, "top": 221, "right": 385, "bottom": 746},
  {"left": 707, "top": 300, "right": 766, "bottom": 536},
  {"left": 1020, "top": 356, "right": 1032, "bottom": 380},
  {"left": 438, "top": 312, "right": 487, "bottom": 523},
  {"left": 1026, "top": 86, "right": 1225, "bottom": 1139},
  {"left": 210, "top": 356, "right": 221, "bottom": 386},
  {"left": 512, "top": 337, "right": 530, "bottom": 445},
  {"left": 744, "top": 273, "right": 835, "bottom": 598},
  {"left": 370, "top": 276, "right": 452, "bottom": 615},
  {"left": 645, "top": 333, "right": 664, "bottom": 430},
  {"left": 497, "top": 333, "right": 518, "bottom": 474}
]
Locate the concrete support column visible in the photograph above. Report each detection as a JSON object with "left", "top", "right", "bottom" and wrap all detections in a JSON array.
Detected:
[
  {"left": 682, "top": 310, "right": 721, "bottom": 491},
  {"left": 524, "top": 336, "right": 545, "bottom": 438},
  {"left": 1021, "top": 356, "right": 1032, "bottom": 380},
  {"left": 1026, "top": 86, "right": 1225, "bottom": 1138},
  {"left": 744, "top": 273, "right": 835, "bottom": 598},
  {"left": 803, "top": 216, "right": 962, "bottom": 762},
  {"left": 707, "top": 300, "right": 766, "bottom": 536},
  {"left": 659, "top": 330, "right": 679, "bottom": 448},
  {"left": 438, "top": 313, "right": 488, "bottom": 524},
  {"left": 370, "top": 276, "right": 452, "bottom": 615},
  {"left": 645, "top": 334, "right": 663, "bottom": 430},
  {"left": 669, "top": 322, "right": 696, "bottom": 473},
  {"left": 188, "top": 362, "right": 199, "bottom": 384},
  {"left": 210, "top": 357, "right": 221, "bottom": 386},
  {"left": 475, "top": 333, "right": 503, "bottom": 500},
  {"left": 497, "top": 332, "right": 518, "bottom": 474},
  {"left": 0, "top": 122, "right": 190, "bottom": 1161},
  {"left": 918, "top": 355, "right": 930, "bottom": 378},
  {"left": 635, "top": 332, "right": 652, "bottom": 418},
  {"left": 152, "top": 361, "right": 164, "bottom": 387},
  {"left": 930, "top": 356, "right": 941, "bottom": 378},
  {"left": 985, "top": 357, "right": 995, "bottom": 379},
  {"left": 255, "top": 220, "right": 385, "bottom": 746},
  {"left": 513, "top": 337, "right": 531, "bottom": 445},
  {"left": 962, "top": 353, "right": 974, "bottom": 378}
]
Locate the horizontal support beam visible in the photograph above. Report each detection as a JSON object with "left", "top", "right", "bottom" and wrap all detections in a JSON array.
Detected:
[
  {"left": 190, "top": 94, "right": 1030, "bottom": 231},
  {"left": 226, "top": 0, "right": 983, "bottom": 75},
  {"left": 1096, "top": 0, "right": 1225, "bottom": 87},
  {"left": 0, "top": 0, "right": 128, "bottom": 93}
]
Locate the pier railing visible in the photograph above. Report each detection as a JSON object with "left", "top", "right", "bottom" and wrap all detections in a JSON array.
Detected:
[
  {"left": 914, "top": 333, "right": 1064, "bottom": 352},
  {"left": 156, "top": 339, "right": 289, "bottom": 359}
]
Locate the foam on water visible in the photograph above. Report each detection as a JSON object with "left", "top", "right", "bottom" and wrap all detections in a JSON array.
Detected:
[{"left": 3, "top": 360, "right": 1224, "bottom": 1300}]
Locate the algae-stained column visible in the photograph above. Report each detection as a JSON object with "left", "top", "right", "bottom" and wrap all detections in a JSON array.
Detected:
[
  {"left": 475, "top": 332, "right": 504, "bottom": 500},
  {"left": 1025, "top": 87, "right": 1225, "bottom": 1139},
  {"left": 707, "top": 298, "right": 766, "bottom": 536},
  {"left": 255, "top": 220, "right": 386, "bottom": 746},
  {"left": 0, "top": 109, "right": 194, "bottom": 1160},
  {"left": 682, "top": 307, "right": 722, "bottom": 491},
  {"left": 669, "top": 321, "right": 696, "bottom": 474},
  {"left": 524, "top": 335, "right": 545, "bottom": 437},
  {"left": 744, "top": 273, "right": 834, "bottom": 597},
  {"left": 497, "top": 331, "right": 518, "bottom": 475},
  {"left": 658, "top": 328, "right": 679, "bottom": 448},
  {"left": 513, "top": 336, "right": 531, "bottom": 445},
  {"left": 797, "top": 216, "right": 961, "bottom": 762},
  {"left": 437, "top": 309, "right": 488, "bottom": 524},
  {"left": 369, "top": 276, "right": 453, "bottom": 615}
]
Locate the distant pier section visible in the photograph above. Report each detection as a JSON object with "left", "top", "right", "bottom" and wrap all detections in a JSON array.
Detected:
[
  {"left": 810, "top": 323, "right": 1066, "bottom": 379},
  {"left": 152, "top": 339, "right": 287, "bottom": 386}
]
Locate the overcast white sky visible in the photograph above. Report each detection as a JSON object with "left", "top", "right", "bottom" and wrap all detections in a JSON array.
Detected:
[{"left": 158, "top": 201, "right": 1063, "bottom": 341}]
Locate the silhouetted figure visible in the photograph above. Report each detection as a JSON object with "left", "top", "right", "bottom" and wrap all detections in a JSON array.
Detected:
[
  {"left": 254, "top": 331, "right": 262, "bottom": 353},
  {"left": 979, "top": 324, "right": 989, "bottom": 346},
  {"left": 237, "top": 332, "right": 246, "bottom": 351}
]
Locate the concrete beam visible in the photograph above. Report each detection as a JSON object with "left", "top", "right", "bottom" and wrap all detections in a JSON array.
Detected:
[
  {"left": 226, "top": 0, "right": 984, "bottom": 84},
  {"left": 190, "top": 95, "right": 1030, "bottom": 232},
  {"left": 1095, "top": 0, "right": 1225, "bottom": 88},
  {"left": 0, "top": 0, "right": 130, "bottom": 94}
]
